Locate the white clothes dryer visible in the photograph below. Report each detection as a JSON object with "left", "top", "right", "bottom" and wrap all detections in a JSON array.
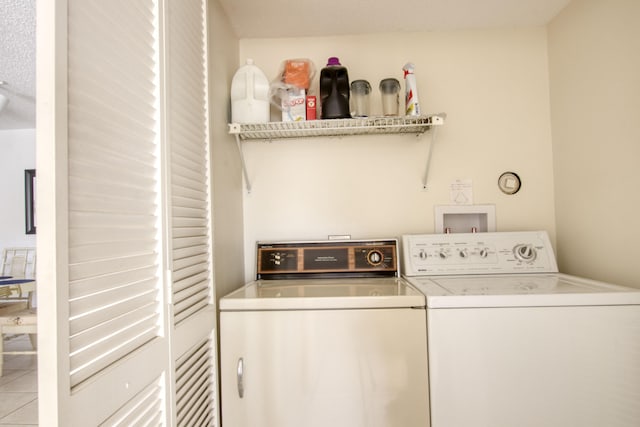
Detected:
[
  {"left": 403, "top": 231, "right": 640, "bottom": 427},
  {"left": 220, "top": 239, "right": 430, "bottom": 427}
]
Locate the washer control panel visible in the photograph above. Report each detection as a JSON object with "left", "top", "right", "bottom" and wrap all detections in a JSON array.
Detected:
[
  {"left": 402, "top": 231, "right": 558, "bottom": 276},
  {"left": 257, "top": 239, "right": 399, "bottom": 279}
]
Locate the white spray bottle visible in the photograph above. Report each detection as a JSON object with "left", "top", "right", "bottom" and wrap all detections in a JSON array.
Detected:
[{"left": 402, "top": 62, "right": 421, "bottom": 116}]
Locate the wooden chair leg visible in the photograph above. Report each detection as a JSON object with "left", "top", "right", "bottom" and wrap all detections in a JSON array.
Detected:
[
  {"left": 28, "top": 334, "right": 36, "bottom": 350},
  {"left": 0, "top": 329, "right": 4, "bottom": 377}
]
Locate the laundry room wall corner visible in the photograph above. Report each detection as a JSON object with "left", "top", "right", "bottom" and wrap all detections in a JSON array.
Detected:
[
  {"left": 548, "top": 0, "right": 640, "bottom": 288},
  {"left": 209, "top": 0, "right": 246, "bottom": 298}
]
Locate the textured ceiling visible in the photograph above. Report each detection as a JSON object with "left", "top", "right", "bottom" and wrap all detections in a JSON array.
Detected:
[
  {"left": 1, "top": 0, "right": 571, "bottom": 130},
  {"left": 0, "top": 0, "right": 36, "bottom": 130}
]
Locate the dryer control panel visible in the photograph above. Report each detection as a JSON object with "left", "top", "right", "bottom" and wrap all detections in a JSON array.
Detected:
[
  {"left": 257, "top": 239, "right": 399, "bottom": 279},
  {"left": 402, "top": 231, "right": 558, "bottom": 276}
]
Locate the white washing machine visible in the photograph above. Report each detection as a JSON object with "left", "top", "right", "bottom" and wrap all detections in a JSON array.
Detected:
[
  {"left": 220, "top": 239, "right": 430, "bottom": 427},
  {"left": 403, "top": 231, "right": 640, "bottom": 427}
]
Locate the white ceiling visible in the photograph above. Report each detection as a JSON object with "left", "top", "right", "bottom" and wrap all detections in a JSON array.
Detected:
[
  {"left": 219, "top": 0, "right": 572, "bottom": 38},
  {"left": 0, "top": 0, "right": 36, "bottom": 130},
  {"left": 0, "top": 0, "right": 571, "bottom": 130}
]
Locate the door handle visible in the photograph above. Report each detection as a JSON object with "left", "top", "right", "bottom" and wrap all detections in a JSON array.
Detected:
[{"left": 237, "top": 357, "right": 244, "bottom": 398}]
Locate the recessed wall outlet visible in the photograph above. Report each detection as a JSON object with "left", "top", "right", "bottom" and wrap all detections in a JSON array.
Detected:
[{"left": 435, "top": 204, "right": 496, "bottom": 234}]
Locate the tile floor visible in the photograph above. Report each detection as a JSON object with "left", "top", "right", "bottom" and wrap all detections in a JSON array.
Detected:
[{"left": 0, "top": 334, "right": 37, "bottom": 426}]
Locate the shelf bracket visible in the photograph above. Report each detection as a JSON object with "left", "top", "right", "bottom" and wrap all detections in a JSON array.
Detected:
[
  {"left": 233, "top": 133, "right": 252, "bottom": 193},
  {"left": 422, "top": 124, "right": 439, "bottom": 189}
]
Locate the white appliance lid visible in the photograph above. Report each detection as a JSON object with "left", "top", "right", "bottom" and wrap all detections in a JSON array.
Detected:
[
  {"left": 405, "top": 274, "right": 640, "bottom": 308},
  {"left": 220, "top": 277, "right": 425, "bottom": 311}
]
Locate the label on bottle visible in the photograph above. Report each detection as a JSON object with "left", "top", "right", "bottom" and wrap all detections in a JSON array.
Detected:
[
  {"left": 306, "top": 96, "right": 317, "bottom": 120},
  {"left": 282, "top": 89, "right": 306, "bottom": 122}
]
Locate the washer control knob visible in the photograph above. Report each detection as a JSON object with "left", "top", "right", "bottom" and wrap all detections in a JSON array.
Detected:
[
  {"left": 418, "top": 250, "right": 427, "bottom": 260},
  {"left": 514, "top": 244, "right": 536, "bottom": 261},
  {"left": 438, "top": 250, "right": 448, "bottom": 260},
  {"left": 367, "top": 250, "right": 383, "bottom": 266},
  {"left": 459, "top": 249, "right": 468, "bottom": 258},
  {"left": 479, "top": 248, "right": 489, "bottom": 258}
]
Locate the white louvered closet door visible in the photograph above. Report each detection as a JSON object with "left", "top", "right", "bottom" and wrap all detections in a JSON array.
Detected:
[
  {"left": 37, "top": 0, "right": 216, "bottom": 425},
  {"left": 165, "top": 1, "right": 217, "bottom": 426}
]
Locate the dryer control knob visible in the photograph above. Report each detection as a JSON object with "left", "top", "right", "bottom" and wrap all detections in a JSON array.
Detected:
[
  {"left": 514, "top": 244, "right": 536, "bottom": 261},
  {"left": 459, "top": 249, "right": 468, "bottom": 258},
  {"left": 367, "top": 250, "right": 383, "bottom": 266},
  {"left": 438, "top": 250, "right": 448, "bottom": 260}
]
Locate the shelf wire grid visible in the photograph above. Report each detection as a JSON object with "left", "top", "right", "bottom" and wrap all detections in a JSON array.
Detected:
[{"left": 229, "top": 114, "right": 445, "bottom": 141}]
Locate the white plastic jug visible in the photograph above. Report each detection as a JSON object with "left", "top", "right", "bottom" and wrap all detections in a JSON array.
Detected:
[{"left": 231, "top": 59, "right": 270, "bottom": 123}]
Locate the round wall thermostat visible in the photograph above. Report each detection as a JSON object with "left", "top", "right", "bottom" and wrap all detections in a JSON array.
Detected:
[{"left": 498, "top": 172, "right": 521, "bottom": 195}]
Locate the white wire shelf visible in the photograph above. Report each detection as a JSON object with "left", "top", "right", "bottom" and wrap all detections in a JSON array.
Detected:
[
  {"left": 229, "top": 113, "right": 446, "bottom": 192},
  {"left": 228, "top": 113, "right": 445, "bottom": 141}
]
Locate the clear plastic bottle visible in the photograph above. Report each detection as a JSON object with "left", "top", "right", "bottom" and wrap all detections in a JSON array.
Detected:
[
  {"left": 379, "top": 78, "right": 400, "bottom": 116},
  {"left": 231, "top": 59, "right": 270, "bottom": 123},
  {"left": 319, "top": 57, "right": 351, "bottom": 119},
  {"left": 350, "top": 80, "right": 371, "bottom": 117}
]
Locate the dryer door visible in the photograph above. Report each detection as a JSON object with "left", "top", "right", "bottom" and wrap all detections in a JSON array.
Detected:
[{"left": 221, "top": 307, "right": 430, "bottom": 427}]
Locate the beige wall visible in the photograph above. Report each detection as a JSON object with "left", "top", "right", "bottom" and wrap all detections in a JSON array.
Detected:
[
  {"left": 209, "top": 0, "right": 245, "bottom": 298},
  {"left": 548, "top": 0, "right": 640, "bottom": 288},
  {"left": 238, "top": 29, "right": 557, "bottom": 279}
]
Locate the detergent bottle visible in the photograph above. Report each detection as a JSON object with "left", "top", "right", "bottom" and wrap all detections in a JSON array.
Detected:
[{"left": 319, "top": 57, "right": 350, "bottom": 119}]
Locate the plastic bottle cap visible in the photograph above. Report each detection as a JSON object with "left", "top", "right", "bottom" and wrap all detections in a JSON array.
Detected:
[
  {"left": 402, "top": 62, "right": 415, "bottom": 71},
  {"left": 403, "top": 62, "right": 415, "bottom": 77},
  {"left": 327, "top": 57, "right": 341, "bottom": 66},
  {"left": 246, "top": 58, "right": 254, "bottom": 65}
]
